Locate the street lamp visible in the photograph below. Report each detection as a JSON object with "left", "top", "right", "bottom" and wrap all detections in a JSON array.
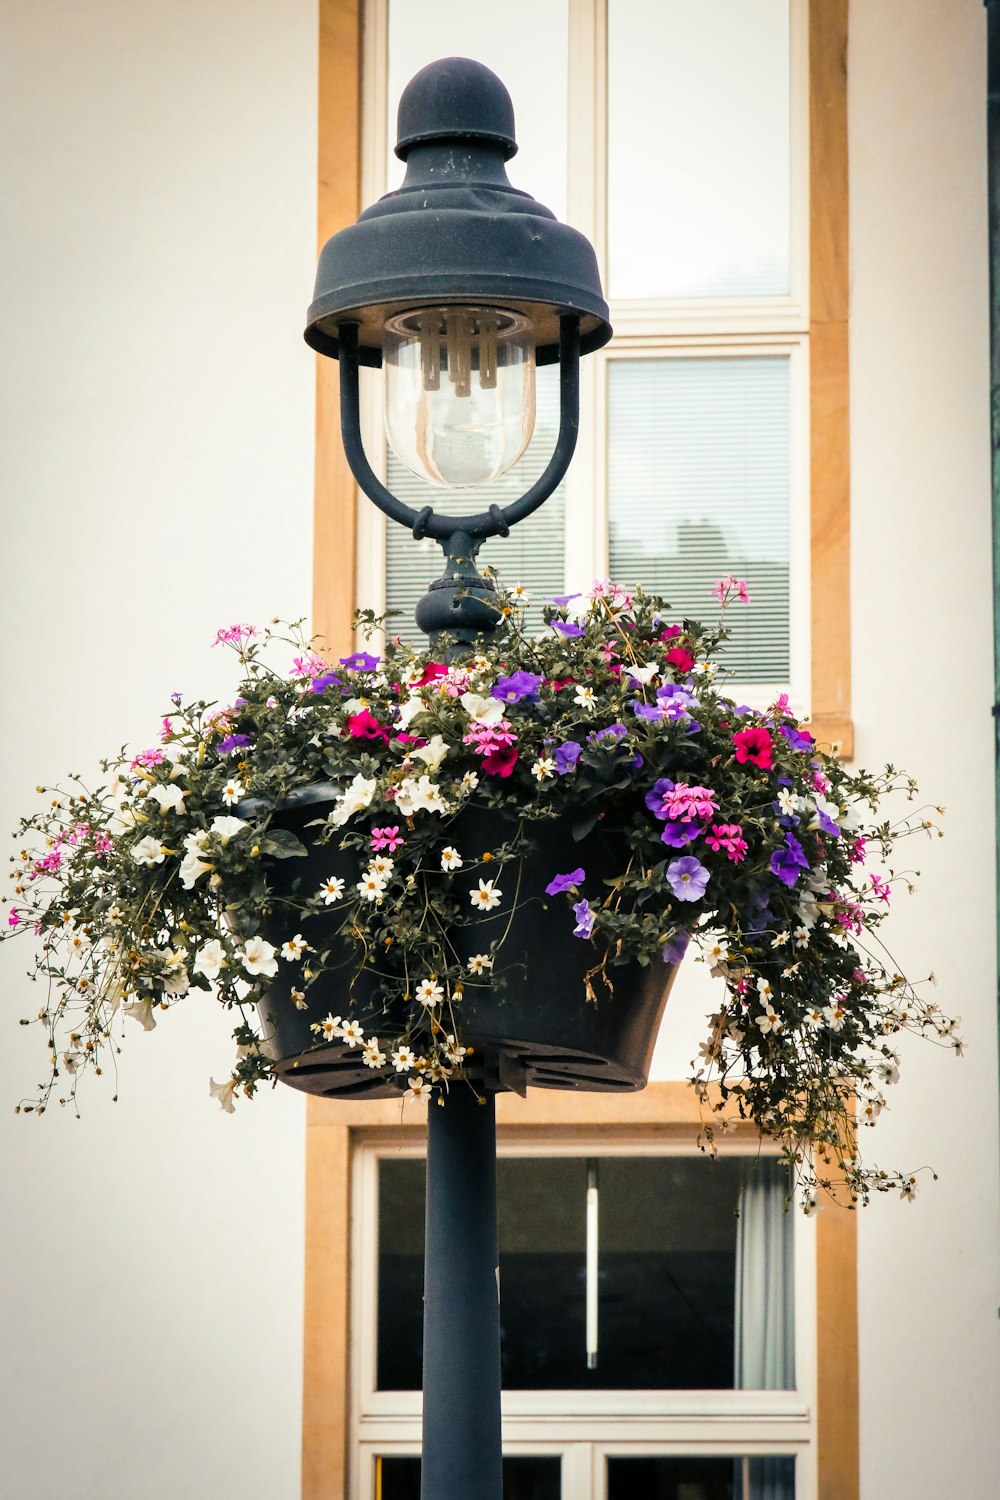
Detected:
[{"left": 305, "top": 56, "right": 611, "bottom": 1500}]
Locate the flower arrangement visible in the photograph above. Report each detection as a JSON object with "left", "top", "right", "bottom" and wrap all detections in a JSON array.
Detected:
[{"left": 3, "top": 576, "right": 957, "bottom": 1206}]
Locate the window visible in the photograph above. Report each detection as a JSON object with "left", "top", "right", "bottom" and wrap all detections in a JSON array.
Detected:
[
  {"left": 355, "top": 0, "right": 849, "bottom": 733},
  {"left": 352, "top": 1136, "right": 816, "bottom": 1500}
]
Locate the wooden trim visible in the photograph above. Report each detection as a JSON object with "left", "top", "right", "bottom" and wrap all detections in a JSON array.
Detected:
[
  {"left": 816, "top": 1193, "right": 859, "bottom": 1500},
  {"left": 809, "top": 1, "right": 853, "bottom": 760},
  {"left": 305, "top": 6, "right": 363, "bottom": 1498},
  {"left": 312, "top": 0, "right": 362, "bottom": 658}
]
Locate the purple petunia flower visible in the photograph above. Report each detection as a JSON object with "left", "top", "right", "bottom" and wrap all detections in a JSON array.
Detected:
[
  {"left": 666, "top": 856, "right": 710, "bottom": 902},
  {"left": 216, "top": 733, "right": 251, "bottom": 756},
  {"left": 572, "top": 899, "right": 595, "bottom": 939},
  {"left": 546, "top": 868, "right": 586, "bottom": 896},
  {"left": 547, "top": 592, "right": 583, "bottom": 607},
  {"left": 492, "top": 671, "right": 544, "bottom": 704},
  {"left": 339, "top": 651, "right": 380, "bottom": 672},
  {"left": 815, "top": 806, "right": 841, "bottom": 839},
  {"left": 310, "top": 672, "right": 343, "bottom": 694},
  {"left": 661, "top": 820, "right": 700, "bottom": 848},
  {"left": 553, "top": 740, "right": 582, "bottom": 775},
  {"left": 552, "top": 620, "right": 585, "bottom": 637},
  {"left": 660, "top": 931, "right": 691, "bottom": 965},
  {"left": 632, "top": 701, "right": 665, "bottom": 722},
  {"left": 779, "top": 724, "right": 815, "bottom": 753},
  {"left": 656, "top": 683, "right": 697, "bottom": 718},
  {"left": 770, "top": 832, "right": 810, "bottom": 887},
  {"left": 591, "top": 723, "right": 628, "bottom": 744}
]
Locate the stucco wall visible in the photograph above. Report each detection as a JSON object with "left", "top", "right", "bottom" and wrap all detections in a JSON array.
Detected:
[
  {"left": 848, "top": 1, "right": 1000, "bottom": 1494},
  {"left": 0, "top": 3, "right": 317, "bottom": 1496}
]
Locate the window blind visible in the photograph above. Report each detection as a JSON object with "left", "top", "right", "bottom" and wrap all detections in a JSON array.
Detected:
[{"left": 608, "top": 356, "right": 791, "bottom": 685}]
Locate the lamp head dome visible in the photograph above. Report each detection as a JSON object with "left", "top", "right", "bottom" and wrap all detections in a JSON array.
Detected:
[{"left": 395, "top": 57, "right": 517, "bottom": 162}]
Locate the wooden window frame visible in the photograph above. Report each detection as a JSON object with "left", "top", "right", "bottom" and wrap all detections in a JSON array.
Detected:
[{"left": 306, "top": 3, "right": 856, "bottom": 1498}]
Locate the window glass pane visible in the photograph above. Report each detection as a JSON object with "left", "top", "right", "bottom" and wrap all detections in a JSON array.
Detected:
[
  {"left": 606, "top": 1454, "right": 795, "bottom": 1499},
  {"left": 386, "top": 0, "right": 568, "bottom": 222},
  {"left": 385, "top": 365, "right": 565, "bottom": 643},
  {"left": 376, "top": 1156, "right": 793, "bottom": 1392},
  {"left": 607, "top": 0, "right": 791, "bottom": 299},
  {"left": 377, "top": 1455, "right": 561, "bottom": 1500},
  {"left": 607, "top": 357, "right": 791, "bottom": 686}
]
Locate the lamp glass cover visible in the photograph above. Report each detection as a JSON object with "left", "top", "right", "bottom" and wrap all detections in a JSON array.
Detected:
[{"left": 383, "top": 305, "right": 535, "bottom": 487}]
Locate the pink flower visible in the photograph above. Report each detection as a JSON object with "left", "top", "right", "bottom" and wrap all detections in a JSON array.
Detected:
[
  {"left": 733, "top": 727, "right": 773, "bottom": 771},
  {"left": 160, "top": 716, "right": 175, "bottom": 743},
  {"left": 290, "top": 651, "right": 328, "bottom": 678},
  {"left": 213, "top": 624, "right": 257, "bottom": 648},
  {"left": 131, "top": 748, "right": 165, "bottom": 770},
  {"left": 811, "top": 769, "right": 830, "bottom": 793},
  {"left": 661, "top": 784, "right": 719, "bottom": 821},
  {"left": 870, "top": 874, "right": 891, "bottom": 904},
  {"left": 8, "top": 909, "right": 20, "bottom": 928},
  {"left": 849, "top": 836, "right": 867, "bottom": 865},
  {"left": 94, "top": 834, "right": 113, "bottom": 857},
  {"left": 704, "top": 823, "right": 748, "bottom": 862},
  {"left": 371, "top": 826, "right": 403, "bottom": 852},
  {"left": 463, "top": 720, "right": 517, "bottom": 756},
  {"left": 665, "top": 645, "right": 695, "bottom": 675},
  {"left": 712, "top": 575, "right": 750, "bottom": 605}
]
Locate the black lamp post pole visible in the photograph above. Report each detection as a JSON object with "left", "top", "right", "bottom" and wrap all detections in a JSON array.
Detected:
[{"left": 421, "top": 1088, "right": 503, "bottom": 1500}]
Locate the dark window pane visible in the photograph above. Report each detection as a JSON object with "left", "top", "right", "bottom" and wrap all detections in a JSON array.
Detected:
[
  {"left": 376, "top": 1156, "right": 792, "bottom": 1392},
  {"left": 377, "top": 1455, "right": 561, "bottom": 1500},
  {"left": 606, "top": 1454, "right": 795, "bottom": 1500}
]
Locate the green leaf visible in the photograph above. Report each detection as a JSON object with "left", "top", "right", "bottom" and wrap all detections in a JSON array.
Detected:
[
  {"left": 258, "top": 829, "right": 309, "bottom": 859},
  {"left": 572, "top": 812, "right": 599, "bottom": 842}
]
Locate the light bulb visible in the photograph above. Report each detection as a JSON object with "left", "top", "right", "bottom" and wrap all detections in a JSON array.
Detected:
[{"left": 383, "top": 305, "right": 535, "bottom": 488}]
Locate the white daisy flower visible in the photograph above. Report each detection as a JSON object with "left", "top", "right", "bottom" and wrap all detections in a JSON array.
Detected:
[
  {"left": 467, "top": 953, "right": 494, "bottom": 975},
  {"left": 406, "top": 1076, "right": 432, "bottom": 1103},
  {"left": 757, "top": 1004, "right": 783, "bottom": 1035},
  {"left": 221, "top": 779, "right": 244, "bottom": 807},
  {"left": 321, "top": 876, "right": 345, "bottom": 904},
  {"left": 391, "top": 1045, "right": 415, "bottom": 1073},
  {"left": 416, "top": 978, "right": 444, "bottom": 1008},
  {"left": 440, "top": 847, "right": 463, "bottom": 872},
  {"left": 290, "top": 988, "right": 308, "bottom": 1010},
  {"left": 341, "top": 1019, "right": 365, "bottom": 1047},
  {"left": 311, "top": 1013, "right": 343, "bottom": 1042},
  {"left": 470, "top": 879, "right": 502, "bottom": 912},
  {"left": 461, "top": 771, "right": 480, "bottom": 792},
  {"left": 357, "top": 871, "right": 388, "bottom": 902},
  {"left": 363, "top": 1038, "right": 387, "bottom": 1069},
  {"left": 574, "top": 684, "right": 597, "bottom": 711},
  {"left": 531, "top": 757, "right": 556, "bottom": 781},
  {"left": 281, "top": 933, "right": 308, "bottom": 961},
  {"left": 368, "top": 854, "right": 394, "bottom": 878}
]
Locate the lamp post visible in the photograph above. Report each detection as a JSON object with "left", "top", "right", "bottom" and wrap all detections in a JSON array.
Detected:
[{"left": 305, "top": 57, "right": 611, "bottom": 1499}]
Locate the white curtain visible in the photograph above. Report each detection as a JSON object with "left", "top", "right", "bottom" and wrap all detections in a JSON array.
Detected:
[{"left": 734, "top": 1164, "right": 795, "bottom": 1500}]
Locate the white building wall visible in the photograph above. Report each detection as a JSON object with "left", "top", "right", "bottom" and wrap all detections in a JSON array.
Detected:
[
  {"left": 1, "top": 3, "right": 998, "bottom": 1498},
  {"left": 849, "top": 1, "right": 1000, "bottom": 1495},
  {"left": 0, "top": 3, "right": 317, "bottom": 1497}
]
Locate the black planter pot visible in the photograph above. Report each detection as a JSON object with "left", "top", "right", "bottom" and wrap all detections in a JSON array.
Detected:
[{"left": 251, "top": 787, "right": 678, "bottom": 1099}]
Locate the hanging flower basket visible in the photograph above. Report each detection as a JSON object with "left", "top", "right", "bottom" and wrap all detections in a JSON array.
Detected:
[
  {"left": 2, "top": 578, "right": 958, "bottom": 1206},
  {"left": 251, "top": 788, "right": 678, "bottom": 1098}
]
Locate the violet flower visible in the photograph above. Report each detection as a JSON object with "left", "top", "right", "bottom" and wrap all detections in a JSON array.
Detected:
[
  {"left": 546, "top": 868, "right": 586, "bottom": 896},
  {"left": 572, "top": 899, "right": 595, "bottom": 939},
  {"left": 666, "top": 857, "right": 710, "bottom": 902}
]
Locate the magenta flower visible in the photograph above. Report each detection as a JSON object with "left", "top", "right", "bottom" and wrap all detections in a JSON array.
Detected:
[
  {"left": 482, "top": 746, "right": 518, "bottom": 778},
  {"left": 870, "top": 874, "right": 891, "bottom": 904},
  {"left": 8, "top": 908, "right": 20, "bottom": 928},
  {"left": 290, "top": 651, "right": 328, "bottom": 678},
  {"left": 346, "top": 710, "right": 390, "bottom": 744},
  {"left": 661, "top": 784, "right": 718, "bottom": 822},
  {"left": 371, "top": 826, "right": 403, "bottom": 852},
  {"left": 545, "top": 868, "right": 586, "bottom": 896},
  {"left": 733, "top": 727, "right": 774, "bottom": 771},
  {"left": 463, "top": 720, "right": 517, "bottom": 755},
  {"left": 705, "top": 823, "right": 748, "bottom": 862},
  {"left": 666, "top": 857, "right": 710, "bottom": 902}
]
